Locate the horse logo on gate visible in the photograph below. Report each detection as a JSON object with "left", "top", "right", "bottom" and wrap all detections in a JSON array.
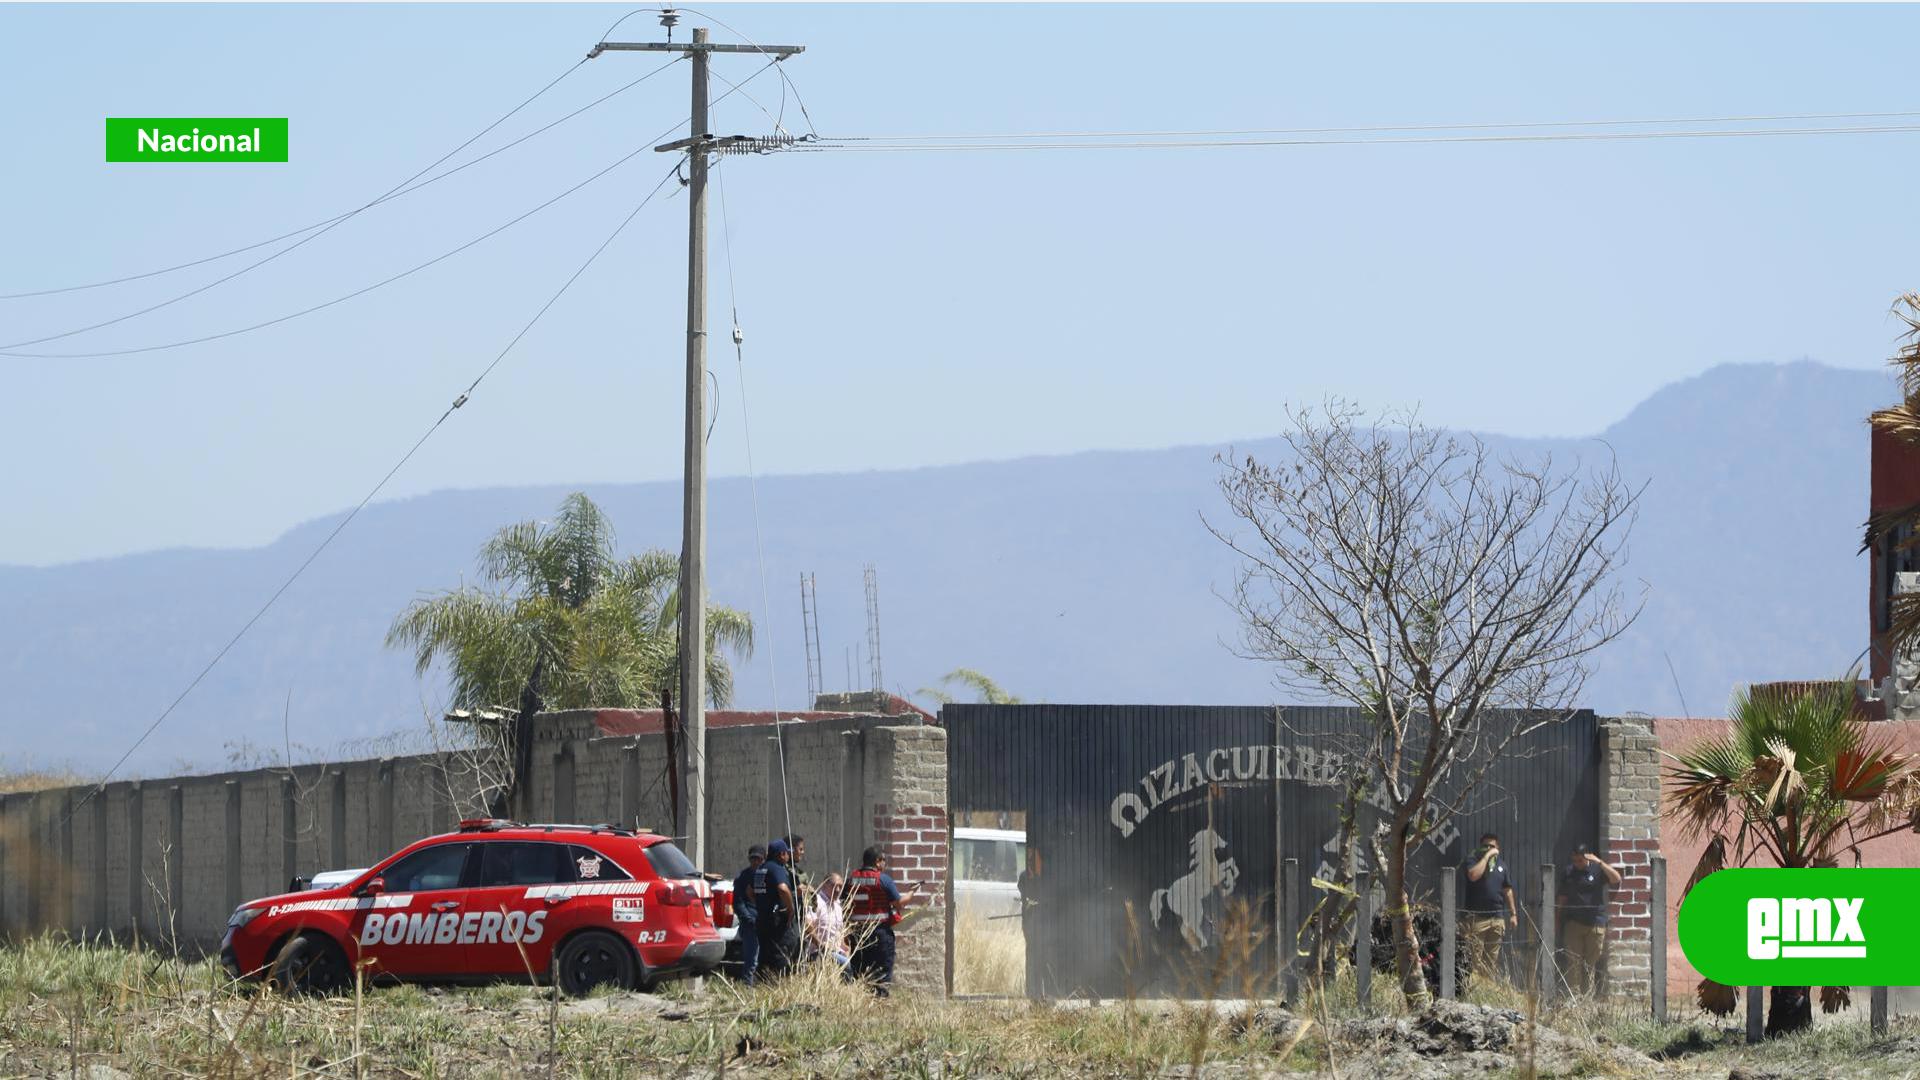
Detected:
[{"left": 1150, "top": 827, "right": 1241, "bottom": 950}]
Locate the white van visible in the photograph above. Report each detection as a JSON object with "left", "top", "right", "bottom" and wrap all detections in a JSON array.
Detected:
[{"left": 952, "top": 826, "right": 1026, "bottom": 921}]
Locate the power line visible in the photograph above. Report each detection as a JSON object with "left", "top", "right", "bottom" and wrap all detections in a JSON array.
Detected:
[
  {"left": 1, "top": 142, "right": 656, "bottom": 359},
  {"left": 1, "top": 57, "right": 682, "bottom": 305},
  {"left": 793, "top": 122, "right": 1920, "bottom": 153},
  {"left": 828, "top": 108, "right": 1920, "bottom": 143},
  {"left": 0, "top": 55, "right": 646, "bottom": 310},
  {"left": 4, "top": 58, "right": 787, "bottom": 360},
  {"left": 3, "top": 60, "right": 683, "bottom": 342},
  {"left": 66, "top": 161, "right": 684, "bottom": 822}
]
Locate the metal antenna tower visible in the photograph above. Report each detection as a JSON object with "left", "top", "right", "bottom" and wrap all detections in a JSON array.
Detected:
[
  {"left": 864, "top": 564, "right": 884, "bottom": 694},
  {"left": 800, "top": 572, "right": 823, "bottom": 702}
]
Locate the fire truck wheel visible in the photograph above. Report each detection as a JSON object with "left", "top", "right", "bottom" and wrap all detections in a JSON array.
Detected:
[
  {"left": 269, "top": 932, "right": 349, "bottom": 996},
  {"left": 554, "top": 930, "right": 637, "bottom": 997}
]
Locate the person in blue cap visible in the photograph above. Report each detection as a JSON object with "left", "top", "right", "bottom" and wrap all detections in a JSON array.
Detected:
[
  {"left": 753, "top": 838, "right": 800, "bottom": 977},
  {"left": 733, "top": 844, "right": 766, "bottom": 985}
]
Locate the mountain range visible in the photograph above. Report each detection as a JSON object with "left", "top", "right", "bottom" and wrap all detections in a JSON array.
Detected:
[{"left": 0, "top": 360, "right": 1894, "bottom": 774}]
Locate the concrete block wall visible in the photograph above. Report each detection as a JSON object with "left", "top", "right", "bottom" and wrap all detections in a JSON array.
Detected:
[
  {"left": 707, "top": 726, "right": 772, "bottom": 865},
  {"left": 1, "top": 711, "right": 948, "bottom": 997},
  {"left": 1597, "top": 717, "right": 1660, "bottom": 1000},
  {"left": 0, "top": 752, "right": 471, "bottom": 952},
  {"left": 530, "top": 710, "right": 944, "bottom": 902},
  {"left": 758, "top": 720, "right": 879, "bottom": 881}
]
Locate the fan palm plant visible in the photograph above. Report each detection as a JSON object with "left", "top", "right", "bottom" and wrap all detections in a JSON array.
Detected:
[
  {"left": 386, "top": 493, "right": 754, "bottom": 714},
  {"left": 1665, "top": 677, "right": 1918, "bottom": 1034}
]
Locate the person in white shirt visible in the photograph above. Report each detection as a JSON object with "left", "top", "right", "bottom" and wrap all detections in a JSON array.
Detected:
[{"left": 806, "top": 871, "right": 850, "bottom": 967}]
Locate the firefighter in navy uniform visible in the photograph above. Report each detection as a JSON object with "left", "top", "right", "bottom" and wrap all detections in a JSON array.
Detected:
[
  {"left": 754, "top": 838, "right": 800, "bottom": 978},
  {"left": 846, "top": 846, "right": 907, "bottom": 996},
  {"left": 733, "top": 844, "right": 766, "bottom": 985}
]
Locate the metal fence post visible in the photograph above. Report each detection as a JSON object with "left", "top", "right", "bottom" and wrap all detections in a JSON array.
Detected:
[
  {"left": 23, "top": 794, "right": 42, "bottom": 933},
  {"left": 1746, "top": 987, "right": 1763, "bottom": 1044},
  {"left": 1354, "top": 870, "right": 1372, "bottom": 1010},
  {"left": 125, "top": 784, "right": 144, "bottom": 941},
  {"left": 0, "top": 795, "right": 10, "bottom": 937},
  {"left": 1650, "top": 856, "right": 1668, "bottom": 1022},
  {"left": 1873, "top": 986, "right": 1889, "bottom": 1036},
  {"left": 376, "top": 760, "right": 395, "bottom": 854},
  {"left": 621, "top": 743, "right": 641, "bottom": 831},
  {"left": 280, "top": 774, "right": 298, "bottom": 892},
  {"left": 224, "top": 780, "right": 242, "bottom": 912},
  {"left": 328, "top": 771, "right": 347, "bottom": 868},
  {"left": 1316, "top": 890, "right": 1331, "bottom": 986},
  {"left": 92, "top": 792, "right": 109, "bottom": 936},
  {"left": 60, "top": 791, "right": 75, "bottom": 934},
  {"left": 554, "top": 743, "right": 577, "bottom": 823},
  {"left": 1281, "top": 857, "right": 1299, "bottom": 1001},
  {"left": 1440, "top": 865, "right": 1457, "bottom": 1000},
  {"left": 1539, "top": 863, "right": 1556, "bottom": 1005},
  {"left": 166, "top": 785, "right": 184, "bottom": 927}
]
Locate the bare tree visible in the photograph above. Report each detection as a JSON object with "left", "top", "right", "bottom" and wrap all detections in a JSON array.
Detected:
[{"left": 1207, "top": 403, "right": 1640, "bottom": 1005}]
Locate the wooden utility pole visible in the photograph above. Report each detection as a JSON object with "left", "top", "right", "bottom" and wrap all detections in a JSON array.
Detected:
[
  {"left": 589, "top": 20, "right": 804, "bottom": 869},
  {"left": 680, "top": 25, "right": 712, "bottom": 871}
]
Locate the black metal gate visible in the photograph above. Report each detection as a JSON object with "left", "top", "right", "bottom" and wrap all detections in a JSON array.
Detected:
[{"left": 946, "top": 704, "right": 1598, "bottom": 998}]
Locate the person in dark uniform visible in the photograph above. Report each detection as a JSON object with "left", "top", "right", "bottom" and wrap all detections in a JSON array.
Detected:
[
  {"left": 754, "top": 838, "right": 800, "bottom": 978},
  {"left": 784, "top": 834, "right": 810, "bottom": 911},
  {"left": 1462, "top": 832, "right": 1518, "bottom": 984},
  {"left": 846, "top": 846, "right": 906, "bottom": 996},
  {"left": 1557, "top": 843, "right": 1621, "bottom": 995},
  {"left": 733, "top": 844, "right": 765, "bottom": 985},
  {"left": 1016, "top": 845, "right": 1050, "bottom": 997}
]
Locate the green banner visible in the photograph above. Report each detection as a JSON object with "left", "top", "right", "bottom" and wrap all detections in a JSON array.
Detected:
[
  {"left": 105, "top": 118, "right": 287, "bottom": 163},
  {"left": 1678, "top": 867, "right": 1920, "bottom": 985}
]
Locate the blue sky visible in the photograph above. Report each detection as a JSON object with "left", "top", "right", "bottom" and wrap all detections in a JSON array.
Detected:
[{"left": 2, "top": 3, "right": 1918, "bottom": 566}]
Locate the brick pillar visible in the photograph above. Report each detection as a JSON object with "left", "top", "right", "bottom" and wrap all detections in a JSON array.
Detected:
[
  {"left": 1598, "top": 717, "right": 1660, "bottom": 1000},
  {"left": 865, "top": 725, "right": 948, "bottom": 997}
]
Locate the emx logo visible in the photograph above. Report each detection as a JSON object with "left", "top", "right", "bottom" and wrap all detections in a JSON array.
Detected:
[
  {"left": 1747, "top": 897, "right": 1865, "bottom": 959},
  {"left": 1680, "top": 869, "right": 1913, "bottom": 984}
]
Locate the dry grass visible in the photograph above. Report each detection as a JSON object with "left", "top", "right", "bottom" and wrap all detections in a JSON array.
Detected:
[
  {"left": 952, "top": 911, "right": 1024, "bottom": 997},
  {"left": 6, "top": 935, "right": 1917, "bottom": 1078},
  {"left": 0, "top": 935, "right": 1321, "bottom": 1077}
]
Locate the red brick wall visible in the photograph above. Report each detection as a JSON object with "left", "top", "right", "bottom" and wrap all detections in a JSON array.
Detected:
[
  {"left": 1603, "top": 837, "right": 1659, "bottom": 938},
  {"left": 872, "top": 802, "right": 949, "bottom": 906}
]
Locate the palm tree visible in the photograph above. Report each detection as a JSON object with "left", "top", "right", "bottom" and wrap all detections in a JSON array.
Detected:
[
  {"left": 387, "top": 492, "right": 754, "bottom": 715},
  {"left": 1665, "top": 677, "right": 1917, "bottom": 1035},
  {"left": 1864, "top": 293, "right": 1920, "bottom": 659},
  {"left": 917, "top": 668, "right": 1021, "bottom": 706}
]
